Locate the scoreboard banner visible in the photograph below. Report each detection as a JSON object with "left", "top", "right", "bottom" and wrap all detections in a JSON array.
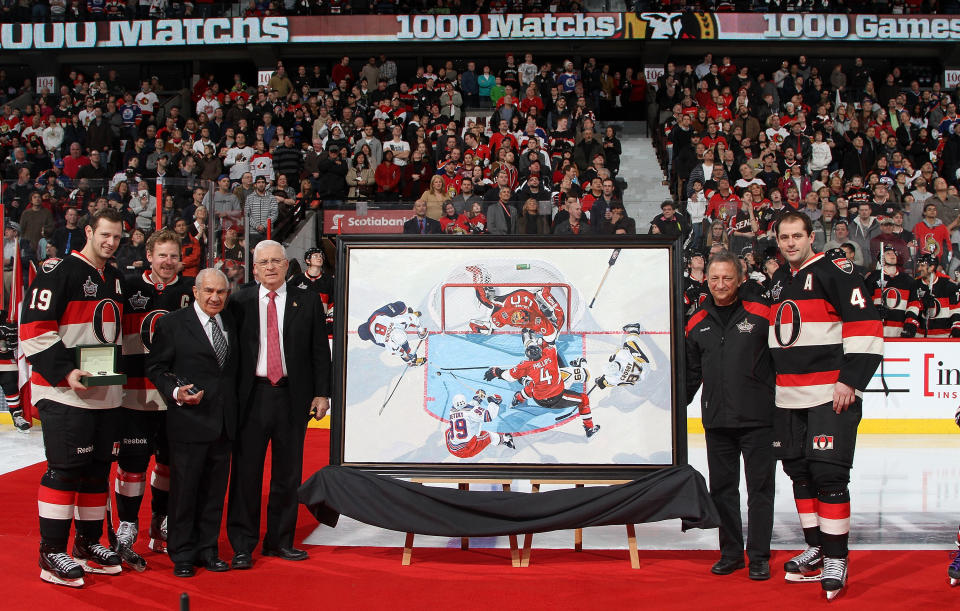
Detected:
[
  {"left": 2, "top": 13, "right": 960, "bottom": 49},
  {"left": 688, "top": 338, "right": 960, "bottom": 432}
]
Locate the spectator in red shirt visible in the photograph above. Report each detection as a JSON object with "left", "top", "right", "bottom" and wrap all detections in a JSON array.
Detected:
[
  {"left": 331, "top": 56, "right": 354, "bottom": 89},
  {"left": 61, "top": 141, "right": 90, "bottom": 180},
  {"left": 706, "top": 178, "right": 741, "bottom": 222},
  {"left": 519, "top": 86, "right": 545, "bottom": 116},
  {"left": 375, "top": 149, "right": 403, "bottom": 202}
]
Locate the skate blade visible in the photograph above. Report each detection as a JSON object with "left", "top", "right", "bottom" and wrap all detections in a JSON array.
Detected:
[
  {"left": 120, "top": 552, "right": 147, "bottom": 572},
  {"left": 784, "top": 571, "right": 822, "bottom": 583},
  {"left": 824, "top": 587, "right": 846, "bottom": 601},
  {"left": 148, "top": 539, "right": 167, "bottom": 554},
  {"left": 40, "top": 569, "right": 84, "bottom": 588},
  {"left": 75, "top": 558, "right": 122, "bottom": 575}
]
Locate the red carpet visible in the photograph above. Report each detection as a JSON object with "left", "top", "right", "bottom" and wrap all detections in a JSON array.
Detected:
[{"left": 1, "top": 430, "right": 957, "bottom": 609}]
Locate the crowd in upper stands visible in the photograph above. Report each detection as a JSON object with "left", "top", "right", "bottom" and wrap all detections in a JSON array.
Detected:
[
  {"left": 0, "top": 50, "right": 643, "bottom": 294},
  {"left": 655, "top": 51, "right": 960, "bottom": 337}
]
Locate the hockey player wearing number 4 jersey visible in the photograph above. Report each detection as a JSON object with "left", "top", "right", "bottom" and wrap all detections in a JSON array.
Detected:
[
  {"left": 484, "top": 332, "right": 599, "bottom": 438},
  {"left": 471, "top": 285, "right": 565, "bottom": 343},
  {"left": 768, "top": 212, "right": 883, "bottom": 601},
  {"left": 357, "top": 302, "right": 428, "bottom": 366},
  {"left": 445, "top": 391, "right": 515, "bottom": 458}
]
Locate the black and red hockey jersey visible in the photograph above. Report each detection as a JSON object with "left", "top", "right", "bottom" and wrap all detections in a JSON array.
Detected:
[
  {"left": 683, "top": 275, "right": 707, "bottom": 317},
  {"left": 909, "top": 272, "right": 960, "bottom": 338},
  {"left": 767, "top": 250, "right": 883, "bottom": 409},
  {"left": 289, "top": 271, "right": 334, "bottom": 315},
  {"left": 20, "top": 252, "right": 124, "bottom": 409},
  {"left": 121, "top": 272, "right": 194, "bottom": 411},
  {"left": 864, "top": 269, "right": 919, "bottom": 337}
]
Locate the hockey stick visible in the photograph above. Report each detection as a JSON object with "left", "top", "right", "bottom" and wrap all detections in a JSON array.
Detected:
[
  {"left": 554, "top": 383, "right": 599, "bottom": 421},
  {"left": 588, "top": 249, "right": 621, "bottom": 308},
  {"left": 439, "top": 366, "right": 490, "bottom": 371},
  {"left": 379, "top": 337, "right": 425, "bottom": 416}
]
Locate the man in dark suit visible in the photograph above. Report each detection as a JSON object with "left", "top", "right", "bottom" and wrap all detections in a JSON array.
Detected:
[
  {"left": 227, "top": 240, "right": 331, "bottom": 569},
  {"left": 146, "top": 268, "right": 238, "bottom": 578},
  {"left": 402, "top": 200, "right": 441, "bottom": 234}
]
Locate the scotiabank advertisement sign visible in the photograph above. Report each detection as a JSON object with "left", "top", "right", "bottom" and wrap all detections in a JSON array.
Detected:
[
  {"left": 2, "top": 13, "right": 958, "bottom": 49},
  {"left": 689, "top": 339, "right": 960, "bottom": 424},
  {"left": 323, "top": 209, "right": 408, "bottom": 234}
]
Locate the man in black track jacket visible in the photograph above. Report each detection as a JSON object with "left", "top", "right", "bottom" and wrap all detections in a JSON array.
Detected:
[{"left": 685, "top": 250, "right": 776, "bottom": 581}]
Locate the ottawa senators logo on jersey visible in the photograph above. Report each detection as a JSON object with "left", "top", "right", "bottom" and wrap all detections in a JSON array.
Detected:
[
  {"left": 510, "top": 310, "right": 530, "bottom": 325},
  {"left": 832, "top": 256, "right": 854, "bottom": 274},
  {"left": 41, "top": 258, "right": 62, "bottom": 273}
]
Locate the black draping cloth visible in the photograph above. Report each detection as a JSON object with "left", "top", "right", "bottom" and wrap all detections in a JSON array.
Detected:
[{"left": 299, "top": 465, "right": 720, "bottom": 537}]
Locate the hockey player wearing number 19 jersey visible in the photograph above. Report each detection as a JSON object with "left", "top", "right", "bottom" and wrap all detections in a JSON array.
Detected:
[
  {"left": 768, "top": 212, "right": 883, "bottom": 601},
  {"left": 20, "top": 209, "right": 127, "bottom": 588}
]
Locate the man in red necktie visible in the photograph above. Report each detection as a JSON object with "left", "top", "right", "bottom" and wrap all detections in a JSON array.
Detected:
[{"left": 226, "top": 240, "right": 331, "bottom": 570}]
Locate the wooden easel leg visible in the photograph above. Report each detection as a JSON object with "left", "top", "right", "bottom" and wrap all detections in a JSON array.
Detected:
[
  {"left": 574, "top": 483, "right": 584, "bottom": 551},
  {"left": 626, "top": 524, "right": 639, "bottom": 569},
  {"left": 521, "top": 483, "right": 540, "bottom": 567},
  {"left": 459, "top": 483, "right": 469, "bottom": 550},
  {"left": 402, "top": 532, "right": 415, "bottom": 566},
  {"left": 501, "top": 483, "right": 521, "bottom": 567}
]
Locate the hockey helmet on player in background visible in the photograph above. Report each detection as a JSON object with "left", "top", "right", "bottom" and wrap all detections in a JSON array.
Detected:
[
  {"left": 522, "top": 328, "right": 543, "bottom": 361},
  {"left": 452, "top": 394, "right": 468, "bottom": 409}
]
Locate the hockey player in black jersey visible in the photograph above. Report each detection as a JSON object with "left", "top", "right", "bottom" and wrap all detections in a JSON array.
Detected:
[
  {"left": 864, "top": 246, "right": 920, "bottom": 338},
  {"left": 21, "top": 209, "right": 127, "bottom": 588},
  {"left": 112, "top": 229, "right": 194, "bottom": 570},
  {"left": 287, "top": 247, "right": 334, "bottom": 322},
  {"left": 909, "top": 252, "right": 960, "bottom": 338}
]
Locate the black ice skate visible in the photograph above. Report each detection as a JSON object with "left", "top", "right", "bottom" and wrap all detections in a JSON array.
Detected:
[
  {"left": 148, "top": 513, "right": 167, "bottom": 553},
  {"left": 112, "top": 520, "right": 147, "bottom": 572},
  {"left": 948, "top": 550, "right": 960, "bottom": 586},
  {"left": 72, "top": 537, "right": 122, "bottom": 575},
  {"left": 500, "top": 433, "right": 516, "bottom": 450},
  {"left": 820, "top": 557, "right": 847, "bottom": 601},
  {"left": 783, "top": 545, "right": 823, "bottom": 582},
  {"left": 39, "top": 543, "right": 84, "bottom": 588},
  {"left": 11, "top": 409, "right": 31, "bottom": 432},
  {"left": 584, "top": 425, "right": 601, "bottom": 438}
]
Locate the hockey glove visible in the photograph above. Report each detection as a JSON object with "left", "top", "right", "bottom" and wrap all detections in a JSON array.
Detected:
[
  {"left": 473, "top": 389, "right": 487, "bottom": 402},
  {"left": 417, "top": 327, "right": 429, "bottom": 339},
  {"left": 511, "top": 391, "right": 525, "bottom": 407},
  {"left": 900, "top": 325, "right": 917, "bottom": 338},
  {"left": 484, "top": 367, "right": 504, "bottom": 381},
  {"left": 952, "top": 328, "right": 960, "bottom": 339},
  {"left": 488, "top": 394, "right": 503, "bottom": 406}
]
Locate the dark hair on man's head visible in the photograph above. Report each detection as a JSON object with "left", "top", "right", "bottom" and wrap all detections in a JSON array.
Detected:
[
  {"left": 89, "top": 207, "right": 123, "bottom": 231},
  {"left": 706, "top": 250, "right": 743, "bottom": 281},
  {"left": 773, "top": 210, "right": 813, "bottom": 237}
]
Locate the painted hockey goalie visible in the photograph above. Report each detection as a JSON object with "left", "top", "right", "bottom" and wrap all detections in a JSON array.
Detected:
[
  {"left": 470, "top": 285, "right": 566, "bottom": 343},
  {"left": 357, "top": 301, "right": 429, "bottom": 366},
  {"left": 595, "top": 323, "right": 651, "bottom": 390}
]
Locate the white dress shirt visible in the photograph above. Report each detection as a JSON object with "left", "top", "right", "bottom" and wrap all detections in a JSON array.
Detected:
[{"left": 256, "top": 283, "right": 288, "bottom": 377}]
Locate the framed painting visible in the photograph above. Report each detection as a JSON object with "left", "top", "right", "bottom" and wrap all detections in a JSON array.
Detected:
[{"left": 330, "top": 235, "right": 687, "bottom": 479}]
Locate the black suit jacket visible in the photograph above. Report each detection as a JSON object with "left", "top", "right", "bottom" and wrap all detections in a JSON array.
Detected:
[
  {"left": 402, "top": 216, "right": 441, "bottom": 234},
  {"left": 146, "top": 306, "right": 239, "bottom": 443},
  {"left": 228, "top": 283, "right": 331, "bottom": 425}
]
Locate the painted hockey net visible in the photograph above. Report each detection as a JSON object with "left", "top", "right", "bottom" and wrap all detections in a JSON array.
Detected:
[{"left": 427, "top": 260, "right": 585, "bottom": 333}]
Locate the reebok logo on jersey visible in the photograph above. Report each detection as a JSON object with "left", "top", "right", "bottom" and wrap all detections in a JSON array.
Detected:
[
  {"left": 736, "top": 318, "right": 755, "bottom": 333},
  {"left": 812, "top": 435, "right": 834, "bottom": 450},
  {"left": 76, "top": 445, "right": 94, "bottom": 454},
  {"left": 699, "top": 326, "right": 711, "bottom": 332},
  {"left": 772, "top": 441, "right": 782, "bottom": 448}
]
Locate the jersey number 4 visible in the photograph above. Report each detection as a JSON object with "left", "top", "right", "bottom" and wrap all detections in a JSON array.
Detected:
[{"left": 29, "top": 288, "right": 52, "bottom": 311}]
